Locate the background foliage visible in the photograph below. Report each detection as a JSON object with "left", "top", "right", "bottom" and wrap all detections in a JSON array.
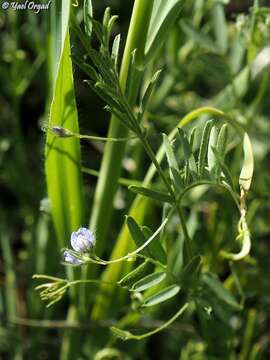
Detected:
[{"left": 1, "top": 0, "right": 270, "bottom": 359}]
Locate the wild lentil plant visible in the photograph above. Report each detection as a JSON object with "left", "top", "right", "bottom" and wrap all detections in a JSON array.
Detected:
[
  {"left": 2, "top": 0, "right": 270, "bottom": 359},
  {"left": 34, "top": 1, "right": 256, "bottom": 357}
]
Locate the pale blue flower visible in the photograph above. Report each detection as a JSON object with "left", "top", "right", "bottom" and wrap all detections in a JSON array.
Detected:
[
  {"left": 63, "top": 250, "right": 83, "bottom": 265},
  {"left": 71, "top": 227, "right": 94, "bottom": 253}
]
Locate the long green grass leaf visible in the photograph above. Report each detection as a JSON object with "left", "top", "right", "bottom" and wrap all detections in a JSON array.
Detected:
[{"left": 45, "top": 4, "right": 84, "bottom": 247}]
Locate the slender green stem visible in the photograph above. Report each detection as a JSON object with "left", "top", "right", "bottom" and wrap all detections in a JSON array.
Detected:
[
  {"left": 111, "top": 302, "right": 189, "bottom": 340},
  {"left": 140, "top": 135, "right": 193, "bottom": 260},
  {"left": 33, "top": 274, "right": 66, "bottom": 282},
  {"left": 77, "top": 134, "right": 136, "bottom": 142},
  {"left": 68, "top": 279, "right": 125, "bottom": 290},
  {"left": 239, "top": 309, "right": 257, "bottom": 360},
  {"left": 87, "top": 217, "right": 169, "bottom": 265},
  {"left": 141, "top": 136, "right": 173, "bottom": 195},
  {"left": 176, "top": 181, "right": 241, "bottom": 212},
  {"left": 0, "top": 218, "right": 23, "bottom": 359},
  {"left": 136, "top": 254, "right": 179, "bottom": 285},
  {"left": 175, "top": 204, "right": 193, "bottom": 260},
  {"left": 82, "top": 167, "right": 142, "bottom": 187},
  {"left": 48, "top": 126, "right": 138, "bottom": 142}
]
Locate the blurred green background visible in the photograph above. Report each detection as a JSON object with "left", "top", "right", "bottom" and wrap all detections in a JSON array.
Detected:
[{"left": 1, "top": 0, "right": 270, "bottom": 359}]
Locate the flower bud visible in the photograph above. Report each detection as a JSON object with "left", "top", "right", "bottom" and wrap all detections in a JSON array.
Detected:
[
  {"left": 52, "top": 126, "right": 73, "bottom": 137},
  {"left": 70, "top": 227, "right": 95, "bottom": 253},
  {"left": 63, "top": 250, "right": 83, "bottom": 265}
]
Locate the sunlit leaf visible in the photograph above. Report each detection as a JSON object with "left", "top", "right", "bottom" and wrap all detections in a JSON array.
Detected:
[{"left": 45, "top": 4, "right": 84, "bottom": 247}]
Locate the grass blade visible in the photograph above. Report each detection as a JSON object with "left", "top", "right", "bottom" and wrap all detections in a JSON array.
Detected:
[{"left": 45, "top": 29, "right": 84, "bottom": 247}]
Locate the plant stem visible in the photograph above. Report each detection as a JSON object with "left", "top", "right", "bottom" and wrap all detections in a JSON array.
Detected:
[
  {"left": 140, "top": 136, "right": 173, "bottom": 194},
  {"left": 239, "top": 309, "right": 257, "bottom": 360},
  {"left": 175, "top": 204, "right": 193, "bottom": 260},
  {"left": 0, "top": 217, "right": 23, "bottom": 359},
  {"left": 140, "top": 135, "right": 193, "bottom": 260},
  {"left": 111, "top": 302, "right": 189, "bottom": 340}
]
